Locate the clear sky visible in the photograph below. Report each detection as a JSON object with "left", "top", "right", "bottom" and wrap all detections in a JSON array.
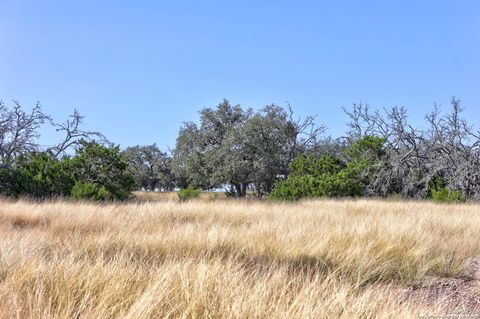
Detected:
[{"left": 1, "top": 0, "right": 479, "bottom": 151}]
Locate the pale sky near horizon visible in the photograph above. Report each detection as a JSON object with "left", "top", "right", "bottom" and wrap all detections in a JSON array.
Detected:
[{"left": 1, "top": 0, "right": 479, "bottom": 151}]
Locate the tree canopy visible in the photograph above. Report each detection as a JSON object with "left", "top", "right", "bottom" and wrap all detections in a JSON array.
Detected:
[
  {"left": 2, "top": 97, "right": 480, "bottom": 203},
  {"left": 172, "top": 100, "right": 325, "bottom": 197}
]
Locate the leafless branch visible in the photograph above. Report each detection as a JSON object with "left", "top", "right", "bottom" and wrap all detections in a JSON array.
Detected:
[{"left": 48, "top": 109, "right": 107, "bottom": 158}]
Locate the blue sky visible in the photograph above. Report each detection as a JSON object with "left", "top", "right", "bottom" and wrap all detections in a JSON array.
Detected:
[{"left": 1, "top": 1, "right": 479, "bottom": 151}]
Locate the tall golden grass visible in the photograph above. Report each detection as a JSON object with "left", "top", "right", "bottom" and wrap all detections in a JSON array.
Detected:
[
  {"left": 133, "top": 191, "right": 227, "bottom": 202},
  {"left": 0, "top": 198, "right": 479, "bottom": 318}
]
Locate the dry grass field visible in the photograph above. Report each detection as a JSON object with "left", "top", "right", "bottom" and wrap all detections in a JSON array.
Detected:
[
  {"left": 0, "top": 198, "right": 479, "bottom": 318},
  {"left": 133, "top": 191, "right": 228, "bottom": 202}
]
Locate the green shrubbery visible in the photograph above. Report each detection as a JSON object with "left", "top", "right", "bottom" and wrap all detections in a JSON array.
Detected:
[
  {"left": 269, "top": 157, "right": 363, "bottom": 201},
  {"left": 428, "top": 177, "right": 465, "bottom": 203},
  {"left": 178, "top": 185, "right": 201, "bottom": 201},
  {"left": 68, "top": 141, "right": 135, "bottom": 200},
  {"left": 71, "top": 182, "right": 110, "bottom": 201},
  {"left": 0, "top": 165, "right": 21, "bottom": 197},
  {"left": 0, "top": 141, "right": 134, "bottom": 201},
  {"left": 288, "top": 155, "right": 343, "bottom": 177},
  {"left": 430, "top": 188, "right": 465, "bottom": 203},
  {"left": 0, "top": 132, "right": 471, "bottom": 203},
  {"left": 268, "top": 136, "right": 467, "bottom": 202},
  {"left": 15, "top": 153, "right": 74, "bottom": 198},
  {"left": 269, "top": 136, "right": 385, "bottom": 201}
]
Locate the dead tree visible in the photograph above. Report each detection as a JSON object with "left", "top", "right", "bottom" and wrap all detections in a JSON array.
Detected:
[
  {"left": 48, "top": 109, "right": 107, "bottom": 158},
  {"left": 343, "top": 97, "right": 480, "bottom": 199},
  {"left": 286, "top": 103, "right": 327, "bottom": 163},
  {"left": 0, "top": 100, "right": 50, "bottom": 164},
  {"left": 0, "top": 100, "right": 105, "bottom": 164}
]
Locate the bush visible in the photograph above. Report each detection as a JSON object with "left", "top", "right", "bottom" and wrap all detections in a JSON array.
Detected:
[
  {"left": 68, "top": 141, "right": 135, "bottom": 200},
  {"left": 269, "top": 151, "right": 366, "bottom": 201},
  {"left": 71, "top": 182, "right": 110, "bottom": 201},
  {"left": 269, "top": 172, "right": 363, "bottom": 201},
  {"left": 178, "top": 185, "right": 201, "bottom": 202},
  {"left": 317, "top": 171, "right": 363, "bottom": 197},
  {"left": 0, "top": 165, "right": 22, "bottom": 197},
  {"left": 0, "top": 143, "right": 134, "bottom": 201},
  {"left": 269, "top": 175, "right": 318, "bottom": 201},
  {"left": 345, "top": 135, "right": 386, "bottom": 163},
  {"left": 289, "top": 155, "right": 343, "bottom": 177},
  {"left": 431, "top": 187, "right": 465, "bottom": 203},
  {"left": 15, "top": 153, "right": 74, "bottom": 198},
  {"left": 1, "top": 153, "right": 74, "bottom": 198},
  {"left": 344, "top": 135, "right": 386, "bottom": 188},
  {"left": 428, "top": 176, "right": 465, "bottom": 203}
]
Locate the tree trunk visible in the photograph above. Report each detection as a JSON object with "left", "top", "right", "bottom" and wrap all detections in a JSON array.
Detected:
[
  {"left": 240, "top": 183, "right": 247, "bottom": 197},
  {"left": 149, "top": 180, "right": 157, "bottom": 192},
  {"left": 233, "top": 183, "right": 247, "bottom": 197}
]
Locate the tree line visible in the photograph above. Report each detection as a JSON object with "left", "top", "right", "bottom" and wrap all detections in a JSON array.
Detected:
[{"left": 0, "top": 97, "right": 477, "bottom": 201}]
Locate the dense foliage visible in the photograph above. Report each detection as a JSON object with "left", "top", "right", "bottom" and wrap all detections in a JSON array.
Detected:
[
  {"left": 71, "top": 182, "right": 110, "bottom": 201},
  {"left": 0, "top": 165, "right": 22, "bottom": 197},
  {"left": 268, "top": 137, "right": 381, "bottom": 201},
  {"left": 172, "top": 100, "right": 325, "bottom": 197},
  {"left": 68, "top": 141, "right": 135, "bottom": 200},
  {"left": 15, "top": 152, "right": 74, "bottom": 198},
  {"left": 0, "top": 139, "right": 134, "bottom": 200},
  {"left": 2, "top": 97, "right": 479, "bottom": 202},
  {"left": 123, "top": 144, "right": 175, "bottom": 191}
]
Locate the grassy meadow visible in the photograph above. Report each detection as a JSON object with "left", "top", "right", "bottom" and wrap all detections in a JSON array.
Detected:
[{"left": 0, "top": 197, "right": 479, "bottom": 318}]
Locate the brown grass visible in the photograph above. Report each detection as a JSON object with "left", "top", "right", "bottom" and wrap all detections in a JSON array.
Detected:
[
  {"left": 0, "top": 198, "right": 479, "bottom": 318},
  {"left": 133, "top": 191, "right": 227, "bottom": 202}
]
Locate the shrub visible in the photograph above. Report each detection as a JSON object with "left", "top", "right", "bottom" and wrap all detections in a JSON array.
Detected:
[
  {"left": 71, "top": 182, "right": 110, "bottom": 201},
  {"left": 269, "top": 142, "right": 385, "bottom": 201},
  {"left": 178, "top": 185, "right": 201, "bottom": 202},
  {"left": 316, "top": 171, "right": 363, "bottom": 197},
  {"left": 68, "top": 141, "right": 135, "bottom": 200},
  {"left": 344, "top": 135, "right": 386, "bottom": 188},
  {"left": 345, "top": 135, "right": 386, "bottom": 163},
  {"left": 431, "top": 187, "right": 465, "bottom": 203},
  {"left": 15, "top": 153, "right": 74, "bottom": 198},
  {"left": 289, "top": 155, "right": 343, "bottom": 177},
  {"left": 0, "top": 165, "right": 22, "bottom": 197},
  {"left": 269, "top": 172, "right": 363, "bottom": 201},
  {"left": 269, "top": 175, "right": 318, "bottom": 201},
  {"left": 428, "top": 176, "right": 465, "bottom": 203},
  {"left": 1, "top": 143, "right": 134, "bottom": 201}
]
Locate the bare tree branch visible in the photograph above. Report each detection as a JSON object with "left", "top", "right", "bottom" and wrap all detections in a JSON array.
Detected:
[
  {"left": 0, "top": 100, "right": 50, "bottom": 164},
  {"left": 48, "top": 109, "right": 108, "bottom": 158}
]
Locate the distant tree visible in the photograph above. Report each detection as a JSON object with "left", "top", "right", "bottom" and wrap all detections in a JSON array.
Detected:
[
  {"left": 172, "top": 100, "right": 325, "bottom": 197},
  {"left": 0, "top": 100, "right": 49, "bottom": 164},
  {"left": 124, "top": 144, "right": 175, "bottom": 191},
  {"left": 172, "top": 100, "right": 252, "bottom": 194},
  {"left": 0, "top": 100, "right": 104, "bottom": 164},
  {"left": 343, "top": 97, "right": 480, "bottom": 199},
  {"left": 48, "top": 108, "right": 107, "bottom": 158},
  {"left": 68, "top": 141, "right": 135, "bottom": 200},
  {"left": 244, "top": 105, "right": 300, "bottom": 197},
  {"left": 303, "top": 136, "right": 348, "bottom": 160}
]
